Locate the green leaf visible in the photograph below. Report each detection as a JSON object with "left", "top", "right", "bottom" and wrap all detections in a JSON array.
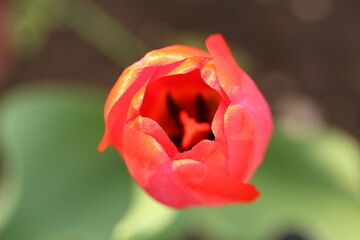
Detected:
[
  {"left": 10, "top": 0, "right": 65, "bottom": 56},
  {"left": 176, "top": 127, "right": 360, "bottom": 240},
  {"left": 62, "top": 0, "right": 148, "bottom": 66},
  {"left": 10, "top": 0, "right": 147, "bottom": 64},
  {"left": 111, "top": 183, "right": 178, "bottom": 240},
  {"left": 303, "top": 128, "right": 360, "bottom": 198},
  {"left": 3, "top": 83, "right": 359, "bottom": 240},
  {"left": 0, "top": 84, "right": 131, "bottom": 239},
  {"left": 0, "top": 123, "right": 22, "bottom": 234}
]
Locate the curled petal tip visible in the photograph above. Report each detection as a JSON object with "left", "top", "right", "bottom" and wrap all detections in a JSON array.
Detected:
[
  {"left": 243, "top": 184, "right": 261, "bottom": 202},
  {"left": 205, "top": 34, "right": 227, "bottom": 49},
  {"left": 205, "top": 33, "right": 234, "bottom": 62},
  {"left": 98, "top": 135, "right": 108, "bottom": 152},
  {"left": 206, "top": 33, "right": 224, "bottom": 41}
]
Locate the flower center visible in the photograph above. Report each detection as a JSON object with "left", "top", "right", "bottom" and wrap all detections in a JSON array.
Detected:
[
  {"left": 140, "top": 69, "right": 221, "bottom": 152},
  {"left": 178, "top": 109, "right": 211, "bottom": 150}
]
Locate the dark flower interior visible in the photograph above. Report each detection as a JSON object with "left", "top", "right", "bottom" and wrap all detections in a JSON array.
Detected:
[{"left": 140, "top": 69, "right": 221, "bottom": 152}]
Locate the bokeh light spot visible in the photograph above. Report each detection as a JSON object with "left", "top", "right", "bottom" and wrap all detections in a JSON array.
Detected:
[{"left": 290, "top": 0, "right": 333, "bottom": 22}]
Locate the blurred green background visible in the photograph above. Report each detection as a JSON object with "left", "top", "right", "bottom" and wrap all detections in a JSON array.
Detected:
[{"left": 0, "top": 0, "right": 359, "bottom": 239}]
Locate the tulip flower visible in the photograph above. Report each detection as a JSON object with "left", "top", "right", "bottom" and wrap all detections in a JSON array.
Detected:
[{"left": 99, "top": 34, "right": 273, "bottom": 208}]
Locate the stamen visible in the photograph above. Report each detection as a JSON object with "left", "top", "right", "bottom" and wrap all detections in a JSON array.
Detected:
[
  {"left": 196, "top": 94, "right": 208, "bottom": 122},
  {"left": 166, "top": 94, "right": 182, "bottom": 127}
]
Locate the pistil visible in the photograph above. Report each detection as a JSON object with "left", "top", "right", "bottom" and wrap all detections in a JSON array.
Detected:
[{"left": 179, "top": 110, "right": 211, "bottom": 150}]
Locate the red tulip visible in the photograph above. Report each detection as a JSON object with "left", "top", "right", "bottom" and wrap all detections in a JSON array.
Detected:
[{"left": 99, "top": 34, "right": 273, "bottom": 208}]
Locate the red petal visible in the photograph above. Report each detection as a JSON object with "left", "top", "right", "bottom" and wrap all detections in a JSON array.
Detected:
[
  {"left": 205, "top": 34, "right": 247, "bottom": 97},
  {"left": 211, "top": 100, "right": 229, "bottom": 150},
  {"left": 174, "top": 140, "right": 227, "bottom": 173},
  {"left": 99, "top": 60, "right": 187, "bottom": 151},
  {"left": 206, "top": 34, "right": 273, "bottom": 181},
  {"left": 173, "top": 159, "right": 259, "bottom": 205},
  {"left": 223, "top": 105, "right": 256, "bottom": 181},
  {"left": 121, "top": 124, "right": 170, "bottom": 185},
  {"left": 223, "top": 92, "right": 273, "bottom": 181},
  {"left": 121, "top": 125, "right": 201, "bottom": 208},
  {"left": 130, "top": 116, "right": 178, "bottom": 158},
  {"left": 201, "top": 60, "right": 230, "bottom": 104}
]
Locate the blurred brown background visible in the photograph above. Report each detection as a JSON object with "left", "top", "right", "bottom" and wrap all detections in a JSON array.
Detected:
[
  {"left": 1, "top": 0, "right": 360, "bottom": 139},
  {"left": 1, "top": 1, "right": 360, "bottom": 240}
]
